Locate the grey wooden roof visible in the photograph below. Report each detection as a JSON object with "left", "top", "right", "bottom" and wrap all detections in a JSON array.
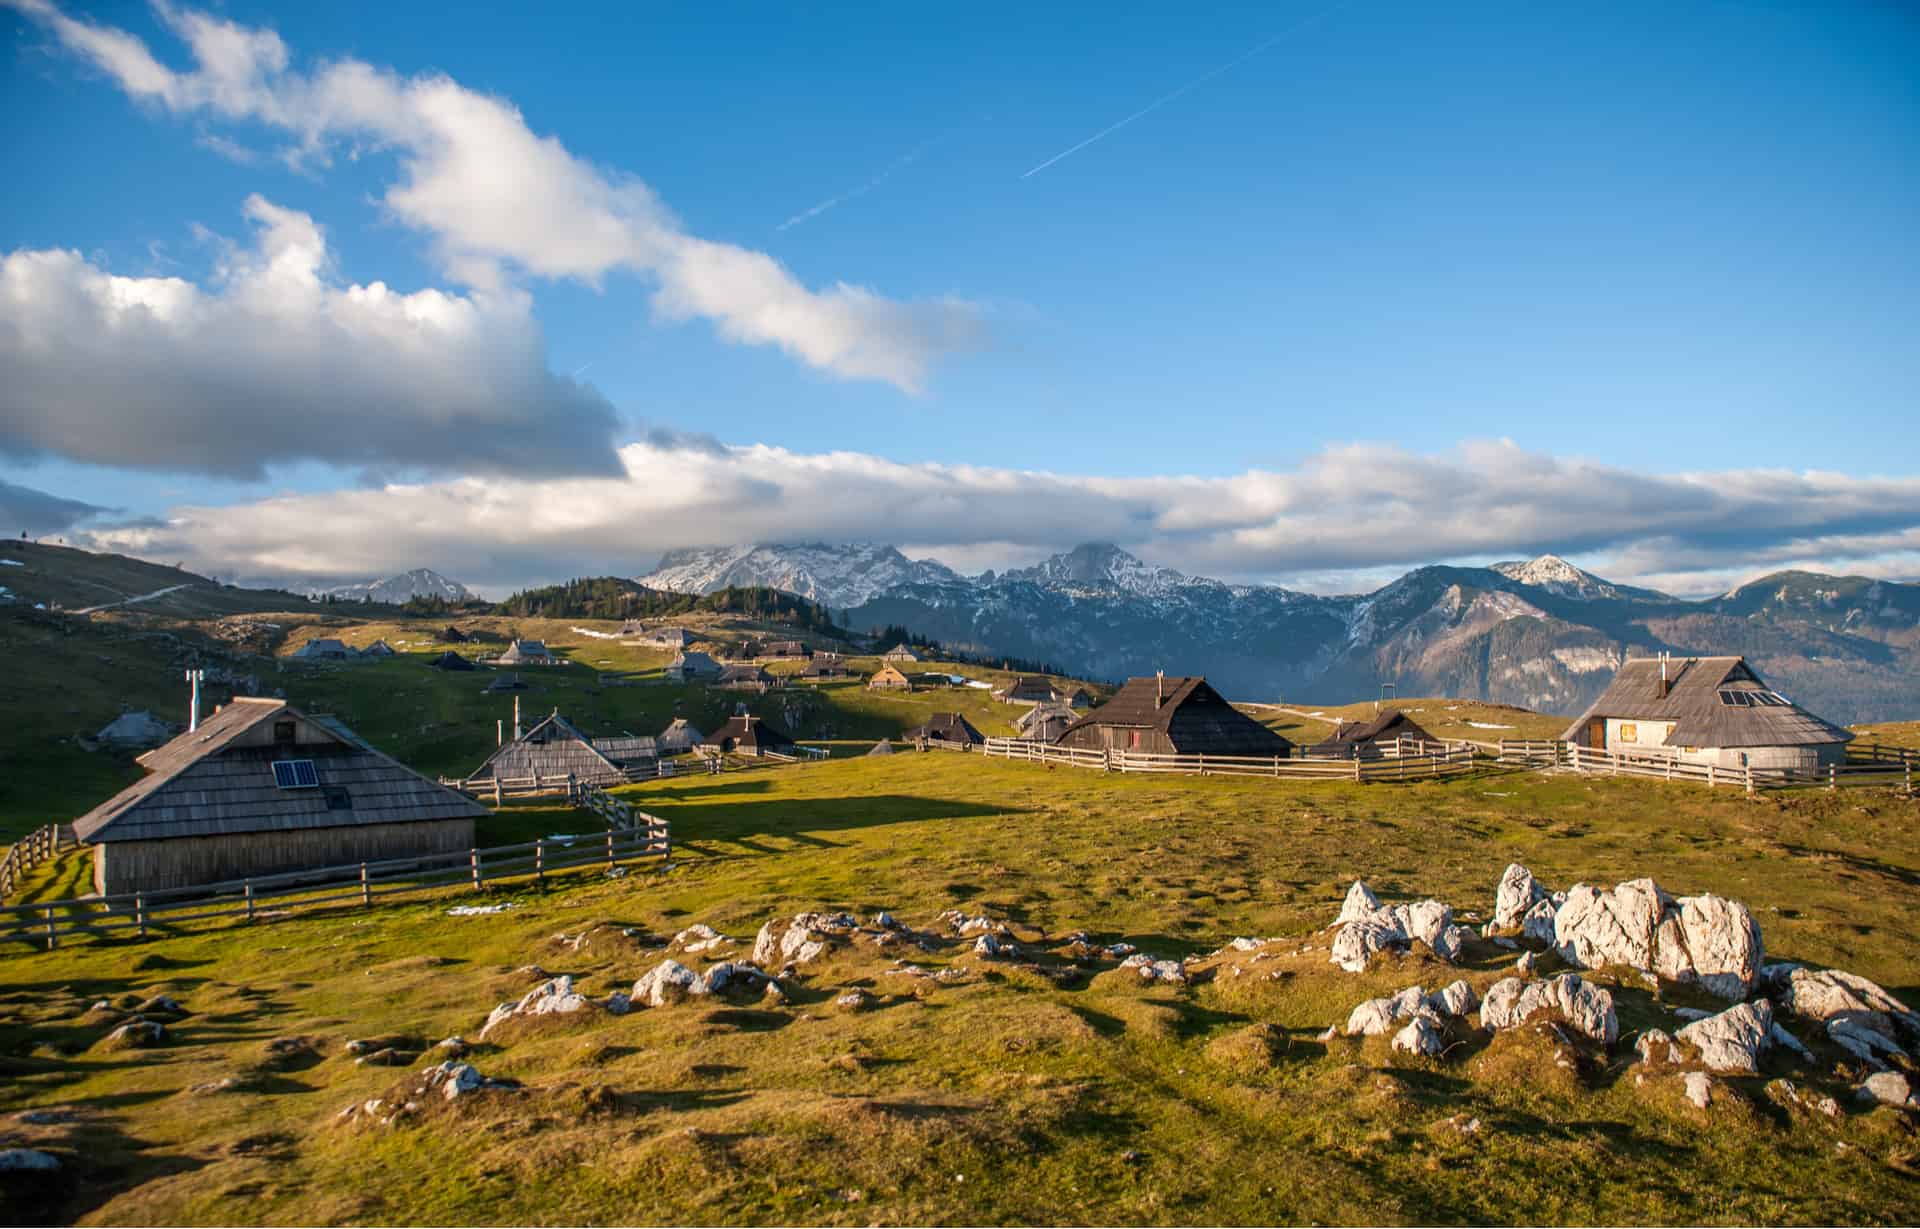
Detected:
[
  {"left": 904, "top": 712, "right": 985, "bottom": 744},
  {"left": 669, "top": 651, "right": 721, "bottom": 675},
  {"left": 1060, "top": 676, "right": 1295, "bottom": 756},
  {"left": 293, "top": 638, "right": 351, "bottom": 657},
  {"left": 657, "top": 718, "right": 707, "bottom": 750},
  {"left": 592, "top": 734, "right": 659, "bottom": 762},
  {"left": 497, "top": 639, "right": 554, "bottom": 664},
  {"left": 471, "top": 711, "right": 625, "bottom": 781},
  {"left": 999, "top": 675, "right": 1058, "bottom": 702},
  {"left": 74, "top": 698, "right": 484, "bottom": 844},
  {"left": 702, "top": 714, "right": 796, "bottom": 752},
  {"left": 1559, "top": 656, "right": 1853, "bottom": 748}
]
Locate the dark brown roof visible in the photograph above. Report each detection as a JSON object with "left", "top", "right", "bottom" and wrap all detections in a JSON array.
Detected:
[
  {"left": 1559, "top": 656, "right": 1853, "bottom": 748},
  {"left": 904, "top": 712, "right": 985, "bottom": 744},
  {"left": 75, "top": 698, "right": 484, "bottom": 844},
  {"left": 703, "top": 714, "right": 797, "bottom": 752},
  {"left": 427, "top": 650, "right": 475, "bottom": 671},
  {"left": 999, "top": 675, "right": 1057, "bottom": 702},
  {"left": 1060, "top": 676, "right": 1295, "bottom": 756},
  {"left": 1309, "top": 708, "right": 1434, "bottom": 754}
]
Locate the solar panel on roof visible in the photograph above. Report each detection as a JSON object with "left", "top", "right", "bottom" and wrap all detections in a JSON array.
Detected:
[{"left": 272, "top": 759, "right": 319, "bottom": 789}]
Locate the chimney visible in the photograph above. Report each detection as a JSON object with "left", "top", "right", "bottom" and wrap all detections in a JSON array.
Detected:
[
  {"left": 513, "top": 695, "right": 522, "bottom": 740},
  {"left": 496, "top": 718, "right": 503, "bottom": 747},
  {"left": 185, "top": 668, "right": 204, "bottom": 732},
  {"left": 1657, "top": 652, "right": 1671, "bottom": 698},
  {"left": 1156, "top": 670, "right": 1165, "bottom": 707}
]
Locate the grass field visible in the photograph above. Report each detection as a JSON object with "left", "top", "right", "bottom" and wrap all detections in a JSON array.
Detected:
[
  {"left": 3, "top": 753, "right": 1916, "bottom": 1225},
  {"left": 1253, "top": 698, "right": 1572, "bottom": 745}
]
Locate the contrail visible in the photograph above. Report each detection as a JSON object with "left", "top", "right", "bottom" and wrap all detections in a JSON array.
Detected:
[
  {"left": 1021, "top": 6, "right": 1343, "bottom": 180},
  {"left": 778, "top": 136, "right": 942, "bottom": 232}
]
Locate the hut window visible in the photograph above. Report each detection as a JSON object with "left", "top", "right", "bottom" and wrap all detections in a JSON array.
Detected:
[
  {"left": 1619, "top": 723, "right": 1638, "bottom": 743},
  {"left": 274, "top": 719, "right": 296, "bottom": 744},
  {"left": 271, "top": 759, "right": 319, "bottom": 789},
  {"left": 322, "top": 786, "right": 352, "bottom": 811}
]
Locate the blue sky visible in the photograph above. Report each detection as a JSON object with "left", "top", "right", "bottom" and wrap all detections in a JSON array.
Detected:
[{"left": 2, "top": 0, "right": 1917, "bottom": 594}]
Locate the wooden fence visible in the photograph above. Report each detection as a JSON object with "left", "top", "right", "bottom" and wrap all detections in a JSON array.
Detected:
[
  {"left": 1498, "top": 739, "right": 1916, "bottom": 794},
  {"left": 0, "top": 823, "right": 72, "bottom": 902},
  {"left": 438, "top": 759, "right": 679, "bottom": 801},
  {"left": 979, "top": 737, "right": 1479, "bottom": 782},
  {"left": 0, "top": 822, "right": 670, "bottom": 952}
]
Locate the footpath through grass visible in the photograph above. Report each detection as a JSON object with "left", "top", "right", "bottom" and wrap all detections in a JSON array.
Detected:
[{"left": 2, "top": 754, "right": 1917, "bottom": 1225}]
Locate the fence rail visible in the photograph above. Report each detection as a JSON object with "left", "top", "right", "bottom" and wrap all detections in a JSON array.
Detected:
[
  {"left": 1497, "top": 739, "right": 1915, "bottom": 794},
  {"left": 979, "top": 737, "right": 1479, "bottom": 782},
  {"left": 0, "top": 823, "right": 71, "bottom": 902},
  {"left": 438, "top": 759, "right": 679, "bottom": 800},
  {"left": 0, "top": 821, "right": 669, "bottom": 952}
]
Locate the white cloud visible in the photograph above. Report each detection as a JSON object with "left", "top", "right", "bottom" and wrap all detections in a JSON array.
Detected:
[
  {"left": 9, "top": 0, "right": 985, "bottom": 390},
  {"left": 81, "top": 438, "right": 1920, "bottom": 595},
  {"left": 0, "top": 196, "right": 622, "bottom": 478}
]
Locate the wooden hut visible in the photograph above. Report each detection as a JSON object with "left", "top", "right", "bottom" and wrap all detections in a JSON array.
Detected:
[
  {"left": 881, "top": 644, "right": 921, "bottom": 663},
  {"left": 904, "top": 712, "right": 985, "bottom": 747},
  {"left": 657, "top": 718, "right": 707, "bottom": 754},
  {"left": 1056, "top": 675, "right": 1294, "bottom": 757},
  {"left": 798, "top": 654, "right": 852, "bottom": 680},
  {"left": 1015, "top": 702, "right": 1077, "bottom": 743},
  {"left": 468, "top": 711, "right": 632, "bottom": 786},
  {"left": 1307, "top": 708, "right": 1437, "bottom": 759},
  {"left": 72, "top": 698, "right": 483, "bottom": 897},
  {"left": 701, "top": 714, "right": 797, "bottom": 757},
  {"left": 483, "top": 672, "right": 527, "bottom": 693},
  {"left": 761, "top": 639, "right": 811, "bottom": 660},
  {"left": 996, "top": 675, "right": 1058, "bottom": 704},
  {"left": 1065, "top": 688, "right": 1094, "bottom": 710},
  {"left": 362, "top": 639, "right": 396, "bottom": 658},
  {"left": 428, "top": 650, "right": 475, "bottom": 671},
  {"left": 1560, "top": 655, "right": 1852, "bottom": 770},
  {"left": 96, "top": 710, "right": 172, "bottom": 748},
  {"left": 291, "top": 637, "right": 353, "bottom": 661},
  {"left": 437, "top": 626, "right": 470, "bottom": 643},
  {"left": 718, "top": 663, "right": 776, "bottom": 691},
  {"left": 666, "top": 651, "right": 722, "bottom": 682},
  {"left": 867, "top": 664, "right": 912, "bottom": 691},
  {"left": 497, "top": 639, "right": 557, "bottom": 666}
]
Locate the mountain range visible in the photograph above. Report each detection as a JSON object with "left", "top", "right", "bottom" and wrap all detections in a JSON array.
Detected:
[
  {"left": 319, "top": 568, "right": 472, "bottom": 604},
  {"left": 641, "top": 543, "right": 1920, "bottom": 725}
]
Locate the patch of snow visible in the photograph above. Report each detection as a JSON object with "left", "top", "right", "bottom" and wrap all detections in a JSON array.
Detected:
[
  {"left": 570, "top": 626, "right": 620, "bottom": 640},
  {"left": 0, "top": 558, "right": 23, "bottom": 566},
  {"left": 1464, "top": 720, "right": 1515, "bottom": 730},
  {"left": 448, "top": 903, "right": 514, "bottom": 916}
]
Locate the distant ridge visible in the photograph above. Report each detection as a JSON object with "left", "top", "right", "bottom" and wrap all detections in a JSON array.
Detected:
[{"left": 322, "top": 568, "right": 472, "bottom": 604}]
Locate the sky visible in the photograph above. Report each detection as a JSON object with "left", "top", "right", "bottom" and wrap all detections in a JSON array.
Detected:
[{"left": 1, "top": 0, "right": 1917, "bottom": 598}]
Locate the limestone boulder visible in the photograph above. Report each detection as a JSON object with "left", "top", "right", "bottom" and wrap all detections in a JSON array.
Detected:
[
  {"left": 1479, "top": 973, "right": 1617, "bottom": 1045},
  {"left": 1554, "top": 879, "right": 1669, "bottom": 972},
  {"left": 1329, "top": 913, "right": 1409, "bottom": 973},
  {"left": 751, "top": 911, "right": 857, "bottom": 967},
  {"left": 1857, "top": 1072, "right": 1917, "bottom": 1110},
  {"left": 478, "top": 975, "right": 593, "bottom": 1041},
  {"left": 1336, "top": 880, "right": 1382, "bottom": 925},
  {"left": 1493, "top": 863, "right": 1549, "bottom": 930},
  {"left": 1674, "top": 999, "right": 1774, "bottom": 1074},
  {"left": 1345, "top": 985, "right": 1433, "bottom": 1037},
  {"left": 1428, "top": 980, "right": 1478, "bottom": 1018},
  {"left": 632, "top": 959, "right": 704, "bottom": 1007},
  {"left": 1392, "top": 1016, "right": 1445, "bottom": 1058},
  {"left": 1784, "top": 968, "right": 1920, "bottom": 1040}
]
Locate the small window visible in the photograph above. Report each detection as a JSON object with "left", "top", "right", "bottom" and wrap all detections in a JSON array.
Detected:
[
  {"left": 322, "top": 786, "right": 352, "bottom": 811},
  {"left": 272, "top": 759, "right": 319, "bottom": 789},
  {"left": 1619, "top": 723, "right": 1638, "bottom": 743},
  {"left": 274, "top": 719, "right": 297, "bottom": 743}
]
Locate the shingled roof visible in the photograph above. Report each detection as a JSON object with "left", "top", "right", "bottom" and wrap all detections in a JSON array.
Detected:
[
  {"left": 1559, "top": 656, "right": 1853, "bottom": 748},
  {"left": 75, "top": 698, "right": 484, "bottom": 844},
  {"left": 1308, "top": 708, "right": 1435, "bottom": 756},
  {"left": 904, "top": 712, "right": 985, "bottom": 745},
  {"left": 1059, "top": 676, "right": 1294, "bottom": 756},
  {"left": 469, "top": 711, "right": 626, "bottom": 782}
]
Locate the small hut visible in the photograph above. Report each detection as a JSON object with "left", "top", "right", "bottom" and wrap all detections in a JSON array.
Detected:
[
  {"left": 1015, "top": 702, "right": 1077, "bottom": 743},
  {"left": 96, "top": 710, "right": 172, "bottom": 748},
  {"left": 701, "top": 713, "right": 798, "bottom": 758},
  {"left": 484, "top": 672, "right": 528, "bottom": 693},
  {"left": 996, "top": 675, "right": 1058, "bottom": 704},
  {"left": 666, "top": 651, "right": 723, "bottom": 682},
  {"left": 1056, "top": 675, "right": 1293, "bottom": 757},
  {"left": 799, "top": 654, "right": 852, "bottom": 680},
  {"left": 762, "top": 640, "right": 811, "bottom": 660},
  {"left": 291, "top": 637, "right": 353, "bottom": 661},
  {"left": 428, "top": 650, "right": 475, "bottom": 671},
  {"left": 497, "top": 639, "right": 557, "bottom": 666},
  {"left": 882, "top": 644, "right": 921, "bottom": 663},
  {"left": 718, "top": 664, "right": 776, "bottom": 691},
  {"left": 904, "top": 712, "right": 985, "bottom": 747},
  {"left": 657, "top": 718, "right": 707, "bottom": 753},
  {"left": 438, "top": 626, "right": 470, "bottom": 643},
  {"left": 590, "top": 734, "right": 659, "bottom": 770},
  {"left": 468, "top": 711, "right": 630, "bottom": 786},
  {"left": 1307, "top": 709, "right": 1437, "bottom": 759},
  {"left": 1065, "top": 688, "right": 1094, "bottom": 710},
  {"left": 639, "top": 626, "right": 695, "bottom": 649},
  {"left": 1560, "top": 655, "right": 1852, "bottom": 770},
  {"left": 72, "top": 698, "right": 483, "bottom": 897},
  {"left": 362, "top": 639, "right": 396, "bottom": 658},
  {"left": 867, "top": 664, "right": 913, "bottom": 692}
]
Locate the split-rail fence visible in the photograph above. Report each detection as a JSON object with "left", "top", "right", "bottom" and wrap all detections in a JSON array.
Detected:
[
  {"left": 978, "top": 735, "right": 1479, "bottom": 782},
  {"left": 1496, "top": 739, "right": 1916, "bottom": 794}
]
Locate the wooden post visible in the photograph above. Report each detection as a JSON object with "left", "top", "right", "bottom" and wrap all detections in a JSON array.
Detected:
[
  {"left": 605, "top": 828, "right": 616, "bottom": 866},
  {"left": 1708, "top": 763, "right": 1716, "bottom": 789},
  {"left": 1354, "top": 756, "right": 1362, "bottom": 784},
  {"left": 244, "top": 880, "right": 255, "bottom": 921},
  {"left": 493, "top": 777, "right": 503, "bottom": 807},
  {"left": 44, "top": 904, "right": 56, "bottom": 951},
  {"left": 534, "top": 838, "right": 544, "bottom": 887},
  {"left": 1829, "top": 763, "right": 1836, "bottom": 792},
  {"left": 471, "top": 850, "right": 483, "bottom": 890},
  {"left": 136, "top": 894, "right": 146, "bottom": 938},
  {"left": 532, "top": 769, "right": 542, "bottom": 794},
  {"left": 1745, "top": 763, "right": 1754, "bottom": 796},
  {"left": 360, "top": 862, "right": 371, "bottom": 906}
]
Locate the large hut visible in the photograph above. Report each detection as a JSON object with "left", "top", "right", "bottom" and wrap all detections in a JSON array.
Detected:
[
  {"left": 467, "top": 711, "right": 632, "bottom": 786},
  {"left": 291, "top": 637, "right": 353, "bottom": 661},
  {"left": 798, "top": 654, "right": 852, "bottom": 681},
  {"left": 427, "top": 650, "right": 475, "bottom": 671},
  {"left": 497, "top": 639, "right": 557, "bottom": 666},
  {"left": 71, "top": 698, "right": 483, "bottom": 897},
  {"left": 867, "top": 664, "right": 912, "bottom": 692},
  {"left": 701, "top": 714, "right": 798, "bottom": 758},
  {"left": 881, "top": 644, "right": 921, "bottom": 663},
  {"left": 718, "top": 663, "right": 776, "bottom": 691},
  {"left": 95, "top": 710, "right": 173, "bottom": 748},
  {"left": 996, "top": 675, "right": 1059, "bottom": 705},
  {"left": 666, "top": 651, "right": 722, "bottom": 682},
  {"left": 656, "top": 718, "right": 707, "bottom": 754},
  {"left": 903, "top": 712, "right": 985, "bottom": 747},
  {"left": 1560, "top": 655, "right": 1852, "bottom": 770},
  {"left": 1307, "top": 708, "right": 1437, "bottom": 759},
  {"left": 1056, "top": 675, "right": 1294, "bottom": 757}
]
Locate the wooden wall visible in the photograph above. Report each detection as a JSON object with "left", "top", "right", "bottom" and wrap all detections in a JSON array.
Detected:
[{"left": 94, "top": 817, "right": 476, "bottom": 896}]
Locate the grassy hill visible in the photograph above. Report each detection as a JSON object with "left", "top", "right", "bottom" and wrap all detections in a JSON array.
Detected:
[
  {"left": 0, "top": 541, "right": 333, "bottom": 618},
  {"left": 2, "top": 754, "right": 1917, "bottom": 1225}
]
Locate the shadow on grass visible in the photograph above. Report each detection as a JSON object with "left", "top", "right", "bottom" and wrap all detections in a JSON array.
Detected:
[{"left": 670, "top": 794, "right": 1017, "bottom": 844}]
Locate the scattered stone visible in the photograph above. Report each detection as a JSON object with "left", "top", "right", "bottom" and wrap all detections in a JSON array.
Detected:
[
  {"left": 188, "top": 1076, "right": 241, "bottom": 1095},
  {"left": 835, "top": 989, "right": 874, "bottom": 1013},
  {"left": 673, "top": 924, "right": 729, "bottom": 954},
  {"left": 632, "top": 959, "right": 704, "bottom": 1007},
  {"left": 137, "top": 994, "right": 185, "bottom": 1016},
  {"left": 1683, "top": 1071, "right": 1715, "bottom": 1109},
  {"left": 974, "top": 933, "right": 1015, "bottom": 959},
  {"left": 344, "top": 1039, "right": 377, "bottom": 1055},
  {"left": 872, "top": 911, "right": 900, "bottom": 930},
  {"left": 1673, "top": 1007, "right": 1712, "bottom": 1022},
  {"left": 1515, "top": 951, "right": 1538, "bottom": 976},
  {"left": 1636, "top": 1028, "right": 1674, "bottom": 1064},
  {"left": 0, "top": 1148, "right": 61, "bottom": 1172},
  {"left": 1768, "top": 1023, "right": 1814, "bottom": 1062},
  {"left": 423, "top": 1061, "right": 485, "bottom": 1100},
  {"left": 1118, "top": 953, "right": 1186, "bottom": 984},
  {"left": 1316, "top": 1025, "right": 1339, "bottom": 1042},
  {"left": 752, "top": 912, "right": 857, "bottom": 967},
  {"left": 1674, "top": 999, "right": 1775, "bottom": 1074},
  {"left": 1346, "top": 985, "right": 1433, "bottom": 1037},
  {"left": 761, "top": 981, "right": 790, "bottom": 1007},
  {"left": 1479, "top": 974, "right": 1617, "bottom": 1045},
  {"left": 1554, "top": 879, "right": 1667, "bottom": 972},
  {"left": 1554, "top": 879, "right": 1761, "bottom": 1000},
  {"left": 1391, "top": 1016, "right": 1445, "bottom": 1058},
  {"left": 604, "top": 992, "right": 631, "bottom": 1016},
  {"left": 1428, "top": 979, "right": 1478, "bottom": 1018},
  {"left": 1329, "top": 889, "right": 1468, "bottom": 971},
  {"left": 104, "top": 1019, "right": 165, "bottom": 1048},
  {"left": 1493, "top": 863, "right": 1550, "bottom": 930},
  {"left": 13, "top": 1109, "right": 80, "bottom": 1126},
  {"left": 1827, "top": 1018, "right": 1907, "bottom": 1069},
  {"left": 447, "top": 903, "right": 513, "bottom": 916},
  {"left": 703, "top": 961, "right": 769, "bottom": 996},
  {"left": 1856, "top": 1072, "right": 1916, "bottom": 1109},
  {"left": 1227, "top": 936, "right": 1268, "bottom": 952},
  {"left": 1784, "top": 968, "right": 1920, "bottom": 1040},
  {"left": 479, "top": 975, "right": 594, "bottom": 1040},
  {"left": 435, "top": 1036, "right": 468, "bottom": 1055},
  {"left": 1105, "top": 942, "right": 1138, "bottom": 958},
  {"left": 1329, "top": 912, "right": 1409, "bottom": 973},
  {"left": 1520, "top": 898, "right": 1561, "bottom": 945}
]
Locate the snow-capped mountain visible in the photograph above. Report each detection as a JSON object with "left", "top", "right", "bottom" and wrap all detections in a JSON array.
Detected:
[
  {"left": 323, "top": 568, "right": 471, "bottom": 604},
  {"left": 639, "top": 541, "right": 1920, "bottom": 723},
  {"left": 642, "top": 543, "right": 965, "bottom": 610}
]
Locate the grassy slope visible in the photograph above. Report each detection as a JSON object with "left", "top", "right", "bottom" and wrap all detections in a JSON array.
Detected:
[
  {"left": 1255, "top": 698, "right": 1572, "bottom": 744},
  {"left": 2, "top": 755, "right": 1916, "bottom": 1225},
  {"left": 0, "top": 542, "right": 331, "bottom": 618},
  {"left": 1851, "top": 722, "right": 1920, "bottom": 753}
]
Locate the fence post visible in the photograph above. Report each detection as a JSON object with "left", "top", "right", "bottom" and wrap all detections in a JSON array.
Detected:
[
  {"left": 605, "top": 828, "right": 616, "bottom": 866},
  {"left": 533, "top": 769, "right": 542, "bottom": 794},
  {"left": 1745, "top": 764, "right": 1754, "bottom": 796},
  {"left": 360, "top": 862, "right": 371, "bottom": 906},
  {"left": 1829, "top": 763, "right": 1836, "bottom": 793},
  {"left": 1708, "top": 763, "right": 1716, "bottom": 789},
  {"left": 244, "top": 880, "right": 255, "bottom": 922},
  {"left": 471, "top": 849, "right": 483, "bottom": 890},
  {"left": 44, "top": 904, "right": 56, "bottom": 951},
  {"left": 136, "top": 893, "right": 146, "bottom": 938},
  {"left": 567, "top": 772, "right": 577, "bottom": 803},
  {"left": 535, "top": 838, "right": 545, "bottom": 887},
  {"left": 1354, "top": 756, "right": 1362, "bottom": 783},
  {"left": 493, "top": 777, "right": 503, "bottom": 807}
]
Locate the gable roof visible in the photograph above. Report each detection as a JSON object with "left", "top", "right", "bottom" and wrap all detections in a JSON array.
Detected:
[
  {"left": 1016, "top": 701, "right": 1077, "bottom": 733},
  {"left": 998, "top": 675, "right": 1058, "bottom": 702},
  {"left": 293, "top": 637, "right": 351, "bottom": 657},
  {"left": 867, "top": 664, "right": 911, "bottom": 687},
  {"left": 1060, "top": 676, "right": 1295, "bottom": 756},
  {"left": 471, "top": 711, "right": 624, "bottom": 780},
  {"left": 669, "top": 650, "right": 721, "bottom": 675},
  {"left": 428, "top": 650, "right": 475, "bottom": 671},
  {"left": 904, "top": 712, "right": 985, "bottom": 744},
  {"left": 657, "top": 717, "right": 707, "bottom": 749},
  {"left": 1560, "top": 656, "right": 1852, "bottom": 748},
  {"left": 591, "top": 734, "right": 659, "bottom": 763},
  {"left": 497, "top": 639, "right": 554, "bottom": 663},
  {"left": 75, "top": 698, "right": 484, "bottom": 844},
  {"left": 1310, "top": 708, "right": 1434, "bottom": 753},
  {"left": 703, "top": 713, "right": 797, "bottom": 751},
  {"left": 867, "top": 739, "right": 894, "bottom": 756},
  {"left": 881, "top": 644, "right": 919, "bottom": 661}
]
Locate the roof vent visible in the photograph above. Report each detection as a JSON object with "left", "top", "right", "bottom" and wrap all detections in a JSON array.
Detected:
[
  {"left": 1656, "top": 651, "right": 1671, "bottom": 698},
  {"left": 1156, "top": 670, "right": 1165, "bottom": 707}
]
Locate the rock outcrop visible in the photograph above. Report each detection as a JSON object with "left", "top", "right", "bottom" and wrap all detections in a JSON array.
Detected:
[
  {"left": 478, "top": 975, "right": 593, "bottom": 1041},
  {"left": 1327, "top": 881, "right": 1471, "bottom": 972},
  {"left": 1552, "top": 879, "right": 1760, "bottom": 1000},
  {"left": 1479, "top": 974, "right": 1618, "bottom": 1045},
  {"left": 1673, "top": 999, "right": 1775, "bottom": 1074}
]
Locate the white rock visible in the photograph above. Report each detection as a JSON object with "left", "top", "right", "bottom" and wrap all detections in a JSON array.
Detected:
[
  {"left": 1316, "top": 1025, "right": 1339, "bottom": 1042},
  {"left": 1827, "top": 1017, "right": 1907, "bottom": 1068},
  {"left": 1683, "top": 1071, "right": 1714, "bottom": 1109},
  {"left": 751, "top": 912, "right": 856, "bottom": 968},
  {"left": 478, "top": 975, "right": 592, "bottom": 1040},
  {"left": 1119, "top": 953, "right": 1186, "bottom": 984},
  {"left": 0, "top": 1148, "right": 60, "bottom": 1171},
  {"left": 703, "top": 961, "right": 765, "bottom": 995},
  {"left": 1392, "top": 1016, "right": 1445, "bottom": 1058},
  {"left": 632, "top": 959, "right": 704, "bottom": 1007},
  {"left": 1479, "top": 973, "right": 1617, "bottom": 1045},
  {"left": 1428, "top": 979, "right": 1478, "bottom": 1018},
  {"left": 1673, "top": 1007, "right": 1712, "bottom": 1022},
  {"left": 604, "top": 992, "right": 631, "bottom": 1015},
  {"left": 1493, "top": 863, "right": 1549, "bottom": 930},
  {"left": 1554, "top": 879, "right": 1669, "bottom": 972},
  {"left": 1227, "top": 937, "right": 1266, "bottom": 952},
  {"left": 1403, "top": 900, "right": 1453, "bottom": 952},
  {"left": 1635, "top": 1028, "right": 1673, "bottom": 1063},
  {"left": 1675, "top": 999, "right": 1774, "bottom": 1074},
  {"left": 105, "top": 1020, "right": 164, "bottom": 1046},
  {"left": 1520, "top": 898, "right": 1559, "bottom": 945},
  {"left": 974, "top": 933, "right": 1014, "bottom": 959},
  {"left": 1758, "top": 961, "right": 1804, "bottom": 990},
  {"left": 1329, "top": 913, "right": 1408, "bottom": 973},
  {"left": 872, "top": 911, "right": 900, "bottom": 930},
  {"left": 1768, "top": 1022, "right": 1814, "bottom": 1062},
  {"left": 673, "top": 923, "right": 728, "bottom": 953},
  {"left": 1857, "top": 1071, "right": 1916, "bottom": 1109},
  {"left": 1785, "top": 968, "right": 1920, "bottom": 1039},
  {"left": 1345, "top": 985, "right": 1433, "bottom": 1036},
  {"left": 1664, "top": 894, "right": 1764, "bottom": 1000},
  {"left": 1515, "top": 951, "right": 1538, "bottom": 976},
  {"left": 1336, "top": 880, "right": 1382, "bottom": 925}
]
